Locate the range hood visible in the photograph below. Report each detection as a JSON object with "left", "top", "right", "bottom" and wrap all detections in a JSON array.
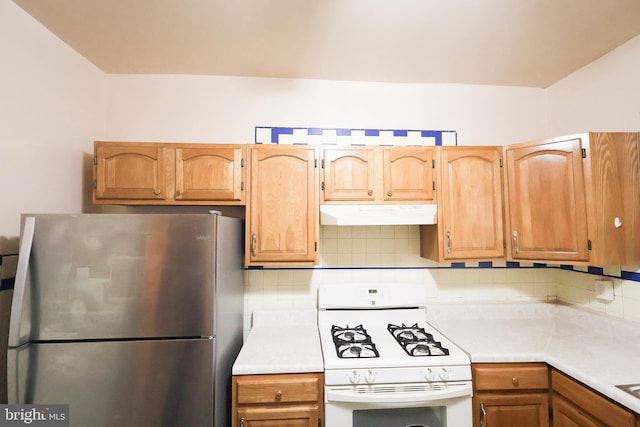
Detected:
[{"left": 320, "top": 204, "right": 437, "bottom": 226}]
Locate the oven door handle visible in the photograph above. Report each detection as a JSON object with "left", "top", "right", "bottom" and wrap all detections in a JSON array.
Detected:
[{"left": 326, "top": 384, "right": 472, "bottom": 404}]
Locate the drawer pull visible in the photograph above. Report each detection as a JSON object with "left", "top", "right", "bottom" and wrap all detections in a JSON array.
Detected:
[
  {"left": 275, "top": 390, "right": 283, "bottom": 401},
  {"left": 512, "top": 377, "right": 519, "bottom": 386},
  {"left": 480, "top": 402, "right": 487, "bottom": 427}
]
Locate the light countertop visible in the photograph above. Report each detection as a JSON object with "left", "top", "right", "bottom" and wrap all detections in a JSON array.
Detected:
[
  {"left": 232, "top": 309, "right": 324, "bottom": 375},
  {"left": 232, "top": 302, "right": 640, "bottom": 414},
  {"left": 426, "top": 302, "right": 640, "bottom": 414}
]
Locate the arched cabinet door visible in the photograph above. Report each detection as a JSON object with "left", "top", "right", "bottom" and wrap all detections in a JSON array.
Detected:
[
  {"left": 504, "top": 137, "right": 589, "bottom": 262},
  {"left": 94, "top": 142, "right": 168, "bottom": 201},
  {"left": 246, "top": 145, "right": 319, "bottom": 266}
]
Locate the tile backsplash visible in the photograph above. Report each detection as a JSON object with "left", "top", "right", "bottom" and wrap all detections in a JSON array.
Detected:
[{"left": 243, "top": 224, "right": 640, "bottom": 335}]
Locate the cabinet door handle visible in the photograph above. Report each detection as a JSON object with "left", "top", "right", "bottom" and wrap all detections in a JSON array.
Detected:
[
  {"left": 175, "top": 190, "right": 181, "bottom": 198},
  {"left": 480, "top": 402, "right": 487, "bottom": 427},
  {"left": 387, "top": 191, "right": 392, "bottom": 197},
  {"left": 251, "top": 233, "right": 257, "bottom": 258},
  {"left": 513, "top": 231, "right": 519, "bottom": 254},
  {"left": 368, "top": 189, "right": 373, "bottom": 196},
  {"left": 153, "top": 188, "right": 161, "bottom": 195},
  {"left": 240, "top": 417, "right": 245, "bottom": 427},
  {"left": 446, "top": 231, "right": 452, "bottom": 254}
]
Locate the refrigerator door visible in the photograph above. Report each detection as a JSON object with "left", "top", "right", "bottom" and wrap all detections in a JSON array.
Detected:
[
  {"left": 8, "top": 339, "right": 215, "bottom": 427},
  {"left": 12, "top": 214, "right": 216, "bottom": 342}
]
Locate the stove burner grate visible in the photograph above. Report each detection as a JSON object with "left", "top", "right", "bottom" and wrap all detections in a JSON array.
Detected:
[
  {"left": 388, "top": 323, "right": 450, "bottom": 357},
  {"left": 331, "top": 324, "right": 380, "bottom": 359}
]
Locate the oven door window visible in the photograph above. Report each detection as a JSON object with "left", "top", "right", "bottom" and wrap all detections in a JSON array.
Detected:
[{"left": 353, "top": 406, "right": 446, "bottom": 427}]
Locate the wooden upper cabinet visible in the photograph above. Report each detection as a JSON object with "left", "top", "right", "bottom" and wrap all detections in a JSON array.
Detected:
[
  {"left": 93, "top": 141, "right": 246, "bottom": 205},
  {"left": 321, "top": 146, "right": 435, "bottom": 203},
  {"left": 421, "top": 147, "right": 505, "bottom": 262},
  {"left": 246, "top": 145, "right": 318, "bottom": 266},
  {"left": 94, "top": 142, "right": 168, "bottom": 201},
  {"left": 504, "top": 136, "right": 589, "bottom": 262},
  {"left": 175, "top": 145, "right": 245, "bottom": 202},
  {"left": 322, "top": 148, "right": 375, "bottom": 201},
  {"left": 383, "top": 147, "right": 435, "bottom": 202},
  {"left": 504, "top": 132, "right": 640, "bottom": 265}
]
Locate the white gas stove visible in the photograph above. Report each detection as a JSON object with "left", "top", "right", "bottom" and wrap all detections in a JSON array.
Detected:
[{"left": 318, "top": 283, "right": 473, "bottom": 427}]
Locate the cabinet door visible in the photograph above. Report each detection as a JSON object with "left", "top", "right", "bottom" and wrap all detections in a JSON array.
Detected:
[
  {"left": 474, "top": 393, "right": 549, "bottom": 427},
  {"left": 505, "top": 137, "right": 588, "bottom": 261},
  {"left": 175, "top": 145, "right": 245, "bottom": 202},
  {"left": 236, "top": 405, "right": 319, "bottom": 427},
  {"left": 552, "top": 394, "right": 604, "bottom": 427},
  {"left": 94, "top": 143, "right": 167, "bottom": 200},
  {"left": 247, "top": 145, "right": 318, "bottom": 265},
  {"left": 440, "top": 147, "right": 504, "bottom": 259},
  {"left": 383, "top": 147, "right": 435, "bottom": 202},
  {"left": 322, "top": 147, "right": 376, "bottom": 201}
]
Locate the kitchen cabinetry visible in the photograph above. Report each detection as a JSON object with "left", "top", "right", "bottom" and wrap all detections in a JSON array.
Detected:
[
  {"left": 551, "top": 370, "right": 636, "bottom": 427},
  {"left": 420, "top": 146, "right": 505, "bottom": 261},
  {"left": 503, "top": 132, "right": 639, "bottom": 265},
  {"left": 246, "top": 144, "right": 319, "bottom": 266},
  {"left": 321, "top": 146, "right": 435, "bottom": 203},
  {"left": 93, "top": 141, "right": 246, "bottom": 205},
  {"left": 232, "top": 373, "right": 323, "bottom": 427},
  {"left": 472, "top": 363, "right": 550, "bottom": 427}
]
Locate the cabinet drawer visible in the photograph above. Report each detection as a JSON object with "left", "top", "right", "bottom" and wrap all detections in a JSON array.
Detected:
[
  {"left": 474, "top": 363, "right": 549, "bottom": 391},
  {"left": 236, "top": 374, "right": 320, "bottom": 404}
]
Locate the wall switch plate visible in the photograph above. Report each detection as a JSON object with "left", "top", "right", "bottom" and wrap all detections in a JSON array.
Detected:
[{"left": 595, "top": 279, "right": 615, "bottom": 302}]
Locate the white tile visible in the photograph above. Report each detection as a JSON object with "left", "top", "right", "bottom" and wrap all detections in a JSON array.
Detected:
[{"left": 255, "top": 127, "right": 271, "bottom": 144}]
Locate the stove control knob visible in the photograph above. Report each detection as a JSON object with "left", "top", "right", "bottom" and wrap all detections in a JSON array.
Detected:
[
  {"left": 439, "top": 368, "right": 450, "bottom": 381},
  {"left": 348, "top": 371, "right": 361, "bottom": 384},
  {"left": 424, "top": 368, "right": 435, "bottom": 381},
  {"left": 365, "top": 370, "right": 376, "bottom": 384}
]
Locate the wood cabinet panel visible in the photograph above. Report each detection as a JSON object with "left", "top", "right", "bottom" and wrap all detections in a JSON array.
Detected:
[
  {"left": 232, "top": 373, "right": 323, "bottom": 427},
  {"left": 321, "top": 146, "right": 435, "bottom": 204},
  {"left": 583, "top": 132, "right": 640, "bottom": 265},
  {"left": 322, "top": 148, "right": 375, "bottom": 201},
  {"left": 551, "top": 370, "right": 636, "bottom": 427},
  {"left": 421, "top": 147, "right": 504, "bottom": 261},
  {"left": 474, "top": 393, "right": 549, "bottom": 427},
  {"left": 553, "top": 394, "right": 604, "bottom": 427},
  {"left": 94, "top": 143, "right": 168, "bottom": 201},
  {"left": 93, "top": 141, "right": 246, "bottom": 205},
  {"left": 382, "top": 147, "right": 434, "bottom": 202},
  {"left": 247, "top": 145, "right": 318, "bottom": 265},
  {"left": 175, "top": 145, "right": 245, "bottom": 202},
  {"left": 504, "top": 136, "right": 589, "bottom": 262},
  {"left": 236, "top": 374, "right": 320, "bottom": 404},
  {"left": 474, "top": 363, "right": 548, "bottom": 391},
  {"left": 504, "top": 132, "right": 640, "bottom": 265}
]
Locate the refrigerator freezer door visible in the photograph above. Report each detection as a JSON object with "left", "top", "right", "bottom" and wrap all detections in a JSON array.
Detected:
[
  {"left": 8, "top": 339, "right": 215, "bottom": 427},
  {"left": 16, "top": 214, "right": 217, "bottom": 341}
]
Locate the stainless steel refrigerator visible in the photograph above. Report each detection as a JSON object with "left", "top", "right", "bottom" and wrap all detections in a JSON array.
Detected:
[{"left": 7, "top": 213, "right": 244, "bottom": 427}]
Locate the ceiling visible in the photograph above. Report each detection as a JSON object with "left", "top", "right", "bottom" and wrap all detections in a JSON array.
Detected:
[{"left": 13, "top": 0, "right": 640, "bottom": 88}]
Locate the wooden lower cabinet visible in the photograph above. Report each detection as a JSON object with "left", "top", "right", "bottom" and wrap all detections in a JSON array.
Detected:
[
  {"left": 551, "top": 370, "right": 636, "bottom": 427},
  {"left": 232, "top": 373, "right": 323, "bottom": 427},
  {"left": 473, "top": 363, "right": 550, "bottom": 427}
]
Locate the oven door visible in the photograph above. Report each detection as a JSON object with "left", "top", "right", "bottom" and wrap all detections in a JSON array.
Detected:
[{"left": 325, "top": 382, "right": 472, "bottom": 427}]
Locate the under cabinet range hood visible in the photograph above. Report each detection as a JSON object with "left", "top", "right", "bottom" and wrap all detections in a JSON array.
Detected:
[{"left": 320, "top": 204, "right": 437, "bottom": 226}]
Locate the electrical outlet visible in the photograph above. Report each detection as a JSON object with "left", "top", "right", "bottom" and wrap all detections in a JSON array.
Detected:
[{"left": 595, "top": 280, "right": 614, "bottom": 302}]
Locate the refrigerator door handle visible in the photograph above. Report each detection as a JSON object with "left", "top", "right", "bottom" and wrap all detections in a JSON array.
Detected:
[{"left": 9, "top": 216, "right": 35, "bottom": 348}]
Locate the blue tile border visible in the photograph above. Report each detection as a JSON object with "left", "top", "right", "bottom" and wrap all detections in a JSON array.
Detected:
[
  {"left": 254, "top": 126, "right": 458, "bottom": 146},
  {"left": 1, "top": 278, "right": 15, "bottom": 291}
]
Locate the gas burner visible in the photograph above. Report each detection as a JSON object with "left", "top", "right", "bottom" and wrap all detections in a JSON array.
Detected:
[
  {"left": 336, "top": 342, "right": 380, "bottom": 359},
  {"left": 331, "top": 324, "right": 379, "bottom": 359},
  {"left": 331, "top": 324, "right": 371, "bottom": 344},
  {"left": 388, "top": 323, "right": 450, "bottom": 357}
]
